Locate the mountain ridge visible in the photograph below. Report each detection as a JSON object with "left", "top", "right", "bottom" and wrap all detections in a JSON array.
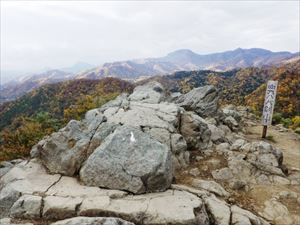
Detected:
[
  {"left": 1, "top": 48, "right": 298, "bottom": 103},
  {"left": 77, "top": 48, "right": 299, "bottom": 80}
]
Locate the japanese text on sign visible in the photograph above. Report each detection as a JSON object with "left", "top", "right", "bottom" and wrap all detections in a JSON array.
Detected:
[{"left": 262, "top": 80, "right": 278, "bottom": 126}]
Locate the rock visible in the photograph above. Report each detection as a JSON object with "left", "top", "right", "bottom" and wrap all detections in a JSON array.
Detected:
[
  {"left": 51, "top": 217, "right": 135, "bottom": 225},
  {"left": 231, "top": 205, "right": 269, "bottom": 225},
  {"left": 228, "top": 159, "right": 253, "bottom": 181},
  {"left": 129, "top": 81, "right": 165, "bottom": 104},
  {"left": 43, "top": 196, "right": 83, "bottom": 220},
  {"left": 107, "top": 101, "right": 180, "bottom": 133},
  {"left": 249, "top": 142, "right": 283, "bottom": 165},
  {"left": 231, "top": 139, "right": 247, "bottom": 151},
  {"left": 231, "top": 212, "right": 252, "bottom": 225},
  {"left": 0, "top": 218, "right": 34, "bottom": 225},
  {"left": 228, "top": 179, "right": 246, "bottom": 190},
  {"left": 222, "top": 107, "right": 242, "bottom": 122},
  {"left": 10, "top": 194, "right": 42, "bottom": 219},
  {"left": 224, "top": 116, "right": 238, "bottom": 130},
  {"left": 80, "top": 126, "right": 172, "bottom": 194},
  {"left": 99, "top": 93, "right": 129, "bottom": 113},
  {"left": 0, "top": 160, "right": 61, "bottom": 218},
  {"left": 257, "top": 154, "right": 279, "bottom": 167},
  {"left": 256, "top": 174, "right": 271, "bottom": 185},
  {"left": 79, "top": 190, "right": 208, "bottom": 225},
  {"left": 31, "top": 119, "right": 103, "bottom": 176},
  {"left": 261, "top": 199, "right": 290, "bottom": 223},
  {"left": 192, "top": 179, "right": 230, "bottom": 197},
  {"left": 0, "top": 185, "right": 21, "bottom": 218},
  {"left": 78, "top": 196, "right": 111, "bottom": 216},
  {"left": 204, "top": 196, "right": 231, "bottom": 225},
  {"left": 272, "top": 176, "right": 290, "bottom": 185},
  {"left": 180, "top": 111, "right": 211, "bottom": 150},
  {"left": 143, "top": 190, "right": 207, "bottom": 225},
  {"left": 169, "top": 92, "right": 182, "bottom": 102},
  {"left": 215, "top": 143, "right": 230, "bottom": 152},
  {"left": 278, "top": 191, "right": 298, "bottom": 200},
  {"left": 0, "top": 161, "right": 14, "bottom": 178},
  {"left": 274, "top": 216, "right": 294, "bottom": 225},
  {"left": 208, "top": 124, "right": 226, "bottom": 144},
  {"left": 86, "top": 122, "right": 120, "bottom": 156},
  {"left": 0, "top": 160, "right": 211, "bottom": 224},
  {"left": 189, "top": 168, "right": 200, "bottom": 177},
  {"left": 212, "top": 168, "right": 234, "bottom": 181},
  {"left": 249, "top": 161, "right": 285, "bottom": 176},
  {"left": 146, "top": 128, "right": 171, "bottom": 148},
  {"left": 45, "top": 176, "right": 126, "bottom": 198},
  {"left": 171, "top": 184, "right": 210, "bottom": 197},
  {"left": 175, "top": 85, "right": 219, "bottom": 118},
  {"left": 171, "top": 133, "right": 187, "bottom": 154}
]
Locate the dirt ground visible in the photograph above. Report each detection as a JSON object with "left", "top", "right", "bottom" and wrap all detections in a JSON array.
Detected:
[
  {"left": 246, "top": 125, "right": 300, "bottom": 169},
  {"left": 245, "top": 124, "right": 300, "bottom": 224},
  {"left": 176, "top": 123, "right": 300, "bottom": 224}
]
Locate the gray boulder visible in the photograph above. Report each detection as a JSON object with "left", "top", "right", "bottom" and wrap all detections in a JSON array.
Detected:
[
  {"left": 191, "top": 179, "right": 230, "bottom": 197},
  {"left": 180, "top": 111, "right": 211, "bottom": 150},
  {"left": 31, "top": 120, "right": 92, "bottom": 176},
  {"left": 175, "top": 85, "right": 219, "bottom": 118},
  {"left": 129, "top": 81, "right": 165, "bottom": 104},
  {"left": 224, "top": 116, "right": 239, "bottom": 130},
  {"left": 222, "top": 105, "right": 242, "bottom": 122},
  {"left": 10, "top": 195, "right": 42, "bottom": 219},
  {"left": 30, "top": 109, "right": 109, "bottom": 176},
  {"left": 0, "top": 218, "right": 34, "bottom": 225},
  {"left": 80, "top": 126, "right": 172, "bottom": 194}
]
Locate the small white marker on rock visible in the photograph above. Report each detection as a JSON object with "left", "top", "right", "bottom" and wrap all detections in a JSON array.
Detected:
[{"left": 130, "top": 132, "right": 136, "bottom": 143}]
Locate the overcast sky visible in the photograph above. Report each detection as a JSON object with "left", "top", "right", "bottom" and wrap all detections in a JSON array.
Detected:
[{"left": 1, "top": 1, "right": 299, "bottom": 74}]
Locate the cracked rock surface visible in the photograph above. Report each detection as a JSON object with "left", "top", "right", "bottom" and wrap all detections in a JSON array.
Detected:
[
  {"left": 80, "top": 125, "right": 173, "bottom": 194},
  {"left": 0, "top": 159, "right": 271, "bottom": 225}
]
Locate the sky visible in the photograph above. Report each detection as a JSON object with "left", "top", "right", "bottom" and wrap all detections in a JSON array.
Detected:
[{"left": 1, "top": 1, "right": 299, "bottom": 76}]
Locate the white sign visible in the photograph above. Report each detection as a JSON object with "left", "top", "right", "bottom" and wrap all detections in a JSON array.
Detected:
[{"left": 262, "top": 80, "right": 278, "bottom": 125}]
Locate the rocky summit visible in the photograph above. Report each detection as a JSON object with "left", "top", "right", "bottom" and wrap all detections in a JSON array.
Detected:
[{"left": 1, "top": 81, "right": 299, "bottom": 225}]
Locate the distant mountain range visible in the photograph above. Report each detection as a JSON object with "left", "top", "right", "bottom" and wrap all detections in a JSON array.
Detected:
[
  {"left": 1, "top": 48, "right": 298, "bottom": 103},
  {"left": 77, "top": 48, "right": 299, "bottom": 79},
  {"left": 0, "top": 70, "right": 74, "bottom": 103}
]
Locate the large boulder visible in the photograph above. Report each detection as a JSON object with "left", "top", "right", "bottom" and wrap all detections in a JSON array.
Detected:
[
  {"left": 80, "top": 126, "right": 173, "bottom": 194},
  {"left": 30, "top": 113, "right": 106, "bottom": 176},
  {"left": 100, "top": 91, "right": 189, "bottom": 169},
  {"left": 175, "top": 85, "right": 219, "bottom": 118},
  {"left": 128, "top": 81, "right": 166, "bottom": 104},
  {"left": 180, "top": 111, "right": 211, "bottom": 150}
]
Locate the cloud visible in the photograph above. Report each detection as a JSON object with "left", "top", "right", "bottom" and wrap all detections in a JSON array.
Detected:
[{"left": 1, "top": 1, "right": 299, "bottom": 73}]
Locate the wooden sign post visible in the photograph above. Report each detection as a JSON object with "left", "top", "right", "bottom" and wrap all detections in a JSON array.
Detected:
[{"left": 262, "top": 80, "right": 278, "bottom": 138}]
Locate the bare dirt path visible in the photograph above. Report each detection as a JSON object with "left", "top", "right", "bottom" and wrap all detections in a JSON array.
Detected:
[
  {"left": 246, "top": 124, "right": 300, "bottom": 169},
  {"left": 244, "top": 123, "right": 300, "bottom": 225}
]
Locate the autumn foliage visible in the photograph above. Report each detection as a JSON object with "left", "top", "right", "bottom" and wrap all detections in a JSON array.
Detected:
[{"left": 0, "top": 78, "right": 133, "bottom": 161}]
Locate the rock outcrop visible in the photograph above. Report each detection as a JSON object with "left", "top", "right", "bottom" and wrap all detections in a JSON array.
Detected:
[
  {"left": 175, "top": 85, "right": 219, "bottom": 118},
  {"left": 0, "top": 159, "right": 271, "bottom": 225},
  {"left": 1, "top": 81, "right": 292, "bottom": 225},
  {"left": 80, "top": 126, "right": 172, "bottom": 194}
]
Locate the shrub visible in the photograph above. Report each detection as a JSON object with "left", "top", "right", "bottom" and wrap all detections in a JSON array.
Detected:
[
  {"left": 291, "top": 116, "right": 300, "bottom": 129},
  {"left": 272, "top": 113, "right": 283, "bottom": 125}
]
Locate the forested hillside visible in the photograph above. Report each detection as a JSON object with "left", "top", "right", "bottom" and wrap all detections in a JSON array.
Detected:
[
  {"left": 1, "top": 60, "right": 299, "bottom": 161},
  {"left": 245, "top": 60, "right": 300, "bottom": 128},
  {"left": 142, "top": 59, "right": 300, "bottom": 127},
  {"left": 0, "top": 78, "right": 133, "bottom": 161}
]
